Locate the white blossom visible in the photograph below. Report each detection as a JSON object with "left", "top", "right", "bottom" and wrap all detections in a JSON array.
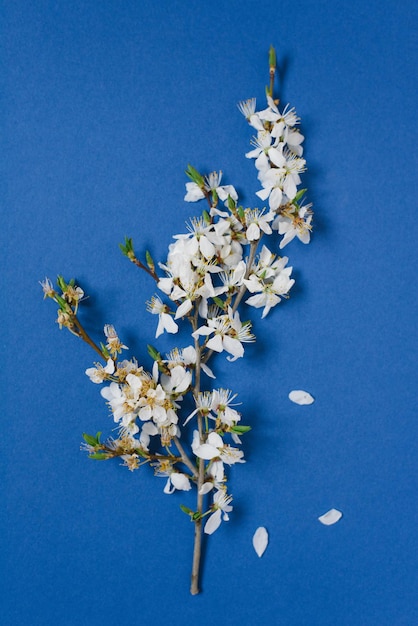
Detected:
[
  {"left": 85, "top": 358, "right": 115, "bottom": 383},
  {"left": 163, "top": 472, "right": 192, "bottom": 494},
  {"left": 184, "top": 171, "right": 237, "bottom": 204},
  {"left": 192, "top": 431, "right": 245, "bottom": 465},
  {"left": 244, "top": 256, "right": 295, "bottom": 318},
  {"left": 204, "top": 490, "right": 234, "bottom": 535},
  {"left": 146, "top": 295, "right": 178, "bottom": 338}
]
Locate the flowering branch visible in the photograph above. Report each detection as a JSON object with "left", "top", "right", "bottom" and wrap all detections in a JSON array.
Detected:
[{"left": 41, "top": 47, "right": 313, "bottom": 595}]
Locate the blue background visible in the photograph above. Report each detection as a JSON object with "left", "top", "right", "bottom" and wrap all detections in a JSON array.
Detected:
[{"left": 3, "top": 1, "right": 418, "bottom": 624}]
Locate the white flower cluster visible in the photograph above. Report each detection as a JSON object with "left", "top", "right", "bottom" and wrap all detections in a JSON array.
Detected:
[
  {"left": 87, "top": 336, "right": 193, "bottom": 450},
  {"left": 239, "top": 95, "right": 313, "bottom": 248},
  {"left": 42, "top": 50, "right": 314, "bottom": 593},
  {"left": 81, "top": 88, "right": 312, "bottom": 537}
]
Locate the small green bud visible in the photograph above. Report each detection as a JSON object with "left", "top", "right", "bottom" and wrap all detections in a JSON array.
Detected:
[
  {"left": 119, "top": 236, "right": 134, "bottom": 257},
  {"left": 269, "top": 45, "right": 276, "bottom": 71},
  {"left": 145, "top": 250, "right": 155, "bottom": 271},
  {"left": 227, "top": 195, "right": 236, "bottom": 211},
  {"left": 237, "top": 206, "right": 245, "bottom": 221}
]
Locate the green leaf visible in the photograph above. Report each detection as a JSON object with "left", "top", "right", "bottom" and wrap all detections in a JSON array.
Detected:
[
  {"left": 202, "top": 210, "right": 211, "bottom": 224},
  {"left": 82, "top": 433, "right": 99, "bottom": 446},
  {"left": 119, "top": 236, "right": 134, "bottom": 256},
  {"left": 213, "top": 297, "right": 226, "bottom": 310},
  {"left": 147, "top": 344, "right": 161, "bottom": 361},
  {"left": 95, "top": 432, "right": 102, "bottom": 443},
  {"left": 56, "top": 275, "right": 68, "bottom": 292},
  {"left": 88, "top": 453, "right": 108, "bottom": 460},
  {"left": 135, "top": 448, "right": 149, "bottom": 458},
  {"left": 180, "top": 505, "right": 193, "bottom": 516},
  {"left": 100, "top": 343, "right": 110, "bottom": 358},
  {"left": 293, "top": 188, "right": 307, "bottom": 203},
  {"left": 55, "top": 294, "right": 68, "bottom": 309},
  {"left": 230, "top": 425, "right": 252, "bottom": 434},
  {"left": 185, "top": 164, "right": 204, "bottom": 186}
]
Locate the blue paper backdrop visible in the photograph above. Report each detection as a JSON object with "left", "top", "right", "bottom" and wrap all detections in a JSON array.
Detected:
[{"left": 3, "top": 1, "right": 418, "bottom": 624}]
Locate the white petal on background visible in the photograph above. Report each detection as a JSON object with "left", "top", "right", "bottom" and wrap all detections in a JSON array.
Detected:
[
  {"left": 252, "top": 526, "right": 269, "bottom": 557},
  {"left": 288, "top": 389, "right": 315, "bottom": 405},
  {"left": 318, "top": 508, "right": 343, "bottom": 525}
]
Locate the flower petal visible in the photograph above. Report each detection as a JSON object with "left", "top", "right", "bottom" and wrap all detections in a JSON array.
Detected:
[
  {"left": 252, "top": 527, "right": 269, "bottom": 557},
  {"left": 170, "top": 472, "right": 192, "bottom": 491},
  {"left": 194, "top": 443, "right": 219, "bottom": 460},
  {"left": 204, "top": 509, "right": 222, "bottom": 535},
  {"left": 318, "top": 509, "right": 343, "bottom": 525},
  {"left": 199, "top": 482, "right": 214, "bottom": 495},
  {"left": 288, "top": 389, "right": 315, "bottom": 405}
]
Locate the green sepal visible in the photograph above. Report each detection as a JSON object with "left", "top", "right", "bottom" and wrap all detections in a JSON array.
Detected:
[
  {"left": 147, "top": 344, "right": 161, "bottom": 361},
  {"left": 230, "top": 425, "right": 251, "bottom": 434},
  {"left": 88, "top": 453, "right": 108, "bottom": 460},
  {"left": 185, "top": 164, "right": 204, "bottom": 187}
]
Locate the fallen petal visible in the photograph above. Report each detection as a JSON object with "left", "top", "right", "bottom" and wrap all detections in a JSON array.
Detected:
[
  {"left": 318, "top": 508, "right": 343, "bottom": 525},
  {"left": 288, "top": 389, "right": 315, "bottom": 405},
  {"left": 252, "top": 526, "right": 268, "bottom": 557}
]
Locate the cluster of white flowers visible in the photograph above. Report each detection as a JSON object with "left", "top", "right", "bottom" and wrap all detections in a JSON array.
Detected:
[
  {"left": 240, "top": 95, "right": 313, "bottom": 249},
  {"left": 42, "top": 49, "right": 314, "bottom": 593},
  {"left": 81, "top": 89, "right": 312, "bottom": 535}
]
